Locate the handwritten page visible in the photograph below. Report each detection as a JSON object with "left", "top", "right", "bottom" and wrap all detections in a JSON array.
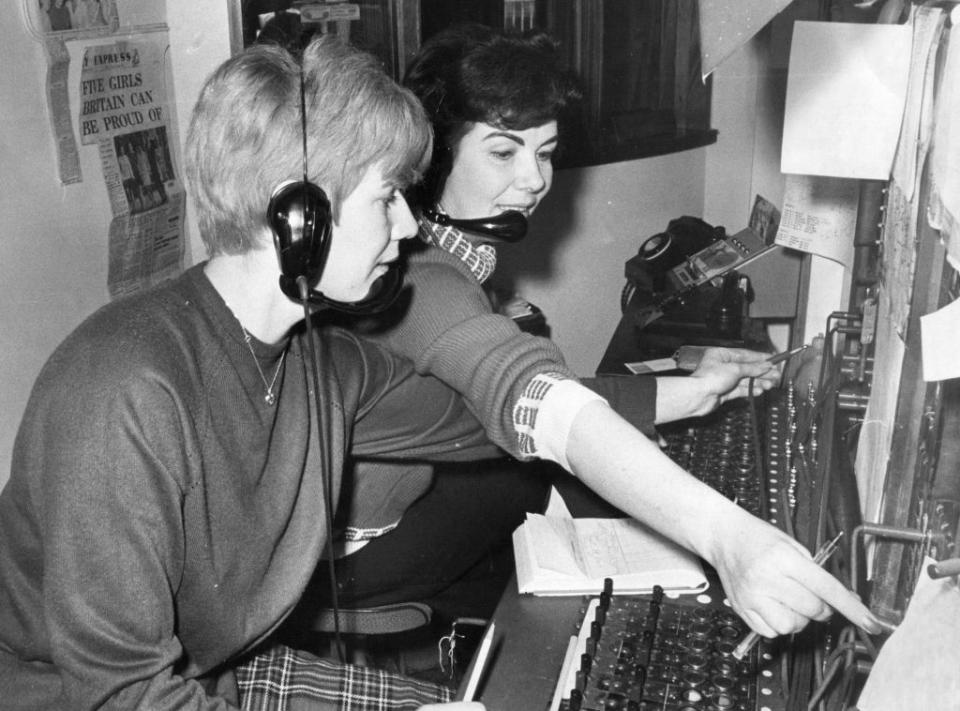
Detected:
[
  {"left": 781, "top": 21, "right": 911, "bottom": 179},
  {"left": 882, "top": 181, "right": 920, "bottom": 340},
  {"left": 775, "top": 174, "right": 859, "bottom": 268},
  {"left": 891, "top": 6, "right": 946, "bottom": 199},
  {"left": 513, "top": 513, "right": 708, "bottom": 597}
]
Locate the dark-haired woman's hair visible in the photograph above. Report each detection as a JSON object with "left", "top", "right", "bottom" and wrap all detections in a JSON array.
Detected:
[{"left": 403, "top": 23, "right": 582, "bottom": 208}]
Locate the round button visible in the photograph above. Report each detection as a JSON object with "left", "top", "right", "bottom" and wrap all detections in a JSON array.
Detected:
[
  {"left": 683, "top": 652, "right": 709, "bottom": 670},
  {"left": 717, "top": 625, "right": 740, "bottom": 640},
  {"left": 689, "top": 621, "right": 713, "bottom": 637},
  {"left": 712, "top": 673, "right": 736, "bottom": 692},
  {"left": 713, "top": 658, "right": 737, "bottom": 677},
  {"left": 603, "top": 693, "right": 625, "bottom": 710},
  {"left": 681, "top": 688, "right": 703, "bottom": 703}
]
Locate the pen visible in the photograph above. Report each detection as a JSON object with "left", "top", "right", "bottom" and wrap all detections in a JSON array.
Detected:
[
  {"left": 732, "top": 532, "right": 843, "bottom": 661},
  {"left": 672, "top": 343, "right": 809, "bottom": 372},
  {"left": 461, "top": 621, "right": 496, "bottom": 702},
  {"left": 767, "top": 344, "right": 809, "bottom": 365}
]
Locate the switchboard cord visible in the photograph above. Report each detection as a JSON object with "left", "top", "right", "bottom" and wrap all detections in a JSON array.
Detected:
[{"left": 298, "top": 277, "right": 345, "bottom": 663}]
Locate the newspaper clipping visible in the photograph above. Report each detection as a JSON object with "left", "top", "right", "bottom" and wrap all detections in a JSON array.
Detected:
[{"left": 81, "top": 40, "right": 184, "bottom": 297}]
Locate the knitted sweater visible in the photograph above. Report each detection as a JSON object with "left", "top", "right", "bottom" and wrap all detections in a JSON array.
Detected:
[
  {"left": 0, "top": 264, "right": 497, "bottom": 710},
  {"left": 364, "top": 238, "right": 659, "bottom": 454},
  {"left": 338, "top": 236, "right": 658, "bottom": 535}
]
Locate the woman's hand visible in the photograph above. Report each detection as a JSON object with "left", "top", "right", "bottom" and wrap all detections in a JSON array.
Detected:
[
  {"left": 704, "top": 510, "right": 884, "bottom": 638},
  {"left": 689, "top": 347, "right": 780, "bottom": 406},
  {"left": 656, "top": 347, "right": 780, "bottom": 423},
  {"left": 566, "top": 401, "right": 885, "bottom": 643}
]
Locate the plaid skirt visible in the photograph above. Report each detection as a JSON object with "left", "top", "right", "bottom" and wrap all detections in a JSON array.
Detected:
[{"left": 236, "top": 644, "right": 452, "bottom": 711}]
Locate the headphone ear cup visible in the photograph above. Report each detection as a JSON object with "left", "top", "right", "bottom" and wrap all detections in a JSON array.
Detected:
[{"left": 268, "top": 179, "right": 333, "bottom": 287}]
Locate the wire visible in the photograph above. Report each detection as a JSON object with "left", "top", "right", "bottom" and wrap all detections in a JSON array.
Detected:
[
  {"left": 806, "top": 626, "right": 857, "bottom": 711},
  {"left": 298, "top": 277, "right": 345, "bottom": 663},
  {"left": 854, "top": 625, "right": 879, "bottom": 660}
]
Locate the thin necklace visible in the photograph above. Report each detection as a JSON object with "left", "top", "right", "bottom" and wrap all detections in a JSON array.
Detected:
[{"left": 240, "top": 325, "right": 286, "bottom": 406}]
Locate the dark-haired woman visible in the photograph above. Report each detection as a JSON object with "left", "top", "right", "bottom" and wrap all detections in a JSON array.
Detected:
[{"left": 311, "top": 23, "right": 881, "bottom": 651}]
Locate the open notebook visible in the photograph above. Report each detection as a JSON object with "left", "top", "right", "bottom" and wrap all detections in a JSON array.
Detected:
[{"left": 513, "top": 490, "right": 709, "bottom": 597}]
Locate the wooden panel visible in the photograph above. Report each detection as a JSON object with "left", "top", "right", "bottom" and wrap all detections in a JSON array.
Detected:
[{"left": 870, "top": 173, "right": 952, "bottom": 618}]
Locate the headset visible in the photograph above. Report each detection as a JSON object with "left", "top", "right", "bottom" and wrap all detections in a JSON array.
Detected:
[
  {"left": 420, "top": 206, "right": 528, "bottom": 243},
  {"left": 266, "top": 51, "right": 533, "bottom": 661},
  {"left": 266, "top": 65, "right": 403, "bottom": 315},
  {"left": 265, "top": 53, "right": 368, "bottom": 662}
]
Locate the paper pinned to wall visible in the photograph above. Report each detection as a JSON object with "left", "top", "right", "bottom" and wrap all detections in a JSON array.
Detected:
[
  {"left": 781, "top": 21, "right": 912, "bottom": 179},
  {"left": 920, "top": 298, "right": 960, "bottom": 382},
  {"left": 928, "top": 10, "right": 960, "bottom": 269},
  {"left": 44, "top": 37, "right": 81, "bottom": 184},
  {"left": 774, "top": 174, "right": 859, "bottom": 269},
  {"left": 23, "top": 0, "right": 167, "bottom": 39},
  {"left": 891, "top": 5, "right": 946, "bottom": 200},
  {"left": 79, "top": 36, "right": 187, "bottom": 299},
  {"left": 855, "top": 286, "right": 905, "bottom": 526},
  {"left": 881, "top": 181, "right": 920, "bottom": 340},
  {"left": 697, "top": 0, "right": 793, "bottom": 79}
]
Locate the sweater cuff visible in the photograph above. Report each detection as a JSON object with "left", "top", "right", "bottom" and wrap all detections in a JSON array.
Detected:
[{"left": 513, "top": 374, "right": 609, "bottom": 471}]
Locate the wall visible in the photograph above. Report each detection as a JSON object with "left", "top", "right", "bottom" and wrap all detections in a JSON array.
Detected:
[
  {"left": 497, "top": 151, "right": 706, "bottom": 376},
  {"left": 0, "top": 1, "right": 231, "bottom": 489},
  {"left": 704, "top": 22, "right": 795, "bottom": 352},
  {"left": 503, "top": 17, "right": 821, "bottom": 375},
  {"left": 0, "top": 2, "right": 776, "bottom": 486},
  {"left": 704, "top": 8, "right": 849, "bottom": 349}
]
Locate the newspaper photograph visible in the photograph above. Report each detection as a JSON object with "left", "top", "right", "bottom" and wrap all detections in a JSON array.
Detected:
[
  {"left": 100, "top": 126, "right": 177, "bottom": 216},
  {"left": 33, "top": 0, "right": 120, "bottom": 35},
  {"left": 99, "top": 125, "right": 184, "bottom": 297}
]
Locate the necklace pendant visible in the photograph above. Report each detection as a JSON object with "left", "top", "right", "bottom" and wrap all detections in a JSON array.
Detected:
[{"left": 265, "top": 391, "right": 276, "bottom": 406}]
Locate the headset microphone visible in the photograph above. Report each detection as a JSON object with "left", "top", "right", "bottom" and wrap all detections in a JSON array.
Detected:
[
  {"left": 421, "top": 207, "right": 528, "bottom": 243},
  {"left": 297, "top": 265, "right": 405, "bottom": 314}
]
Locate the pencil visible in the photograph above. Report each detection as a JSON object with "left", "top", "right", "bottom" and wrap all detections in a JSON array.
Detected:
[{"left": 767, "top": 344, "right": 810, "bottom": 365}]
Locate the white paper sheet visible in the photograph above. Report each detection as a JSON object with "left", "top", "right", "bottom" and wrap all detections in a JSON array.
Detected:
[
  {"left": 782, "top": 21, "right": 912, "bottom": 179},
  {"left": 920, "top": 297, "right": 960, "bottom": 382},
  {"left": 929, "top": 11, "right": 960, "bottom": 270},
  {"left": 856, "top": 557, "right": 960, "bottom": 710}
]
